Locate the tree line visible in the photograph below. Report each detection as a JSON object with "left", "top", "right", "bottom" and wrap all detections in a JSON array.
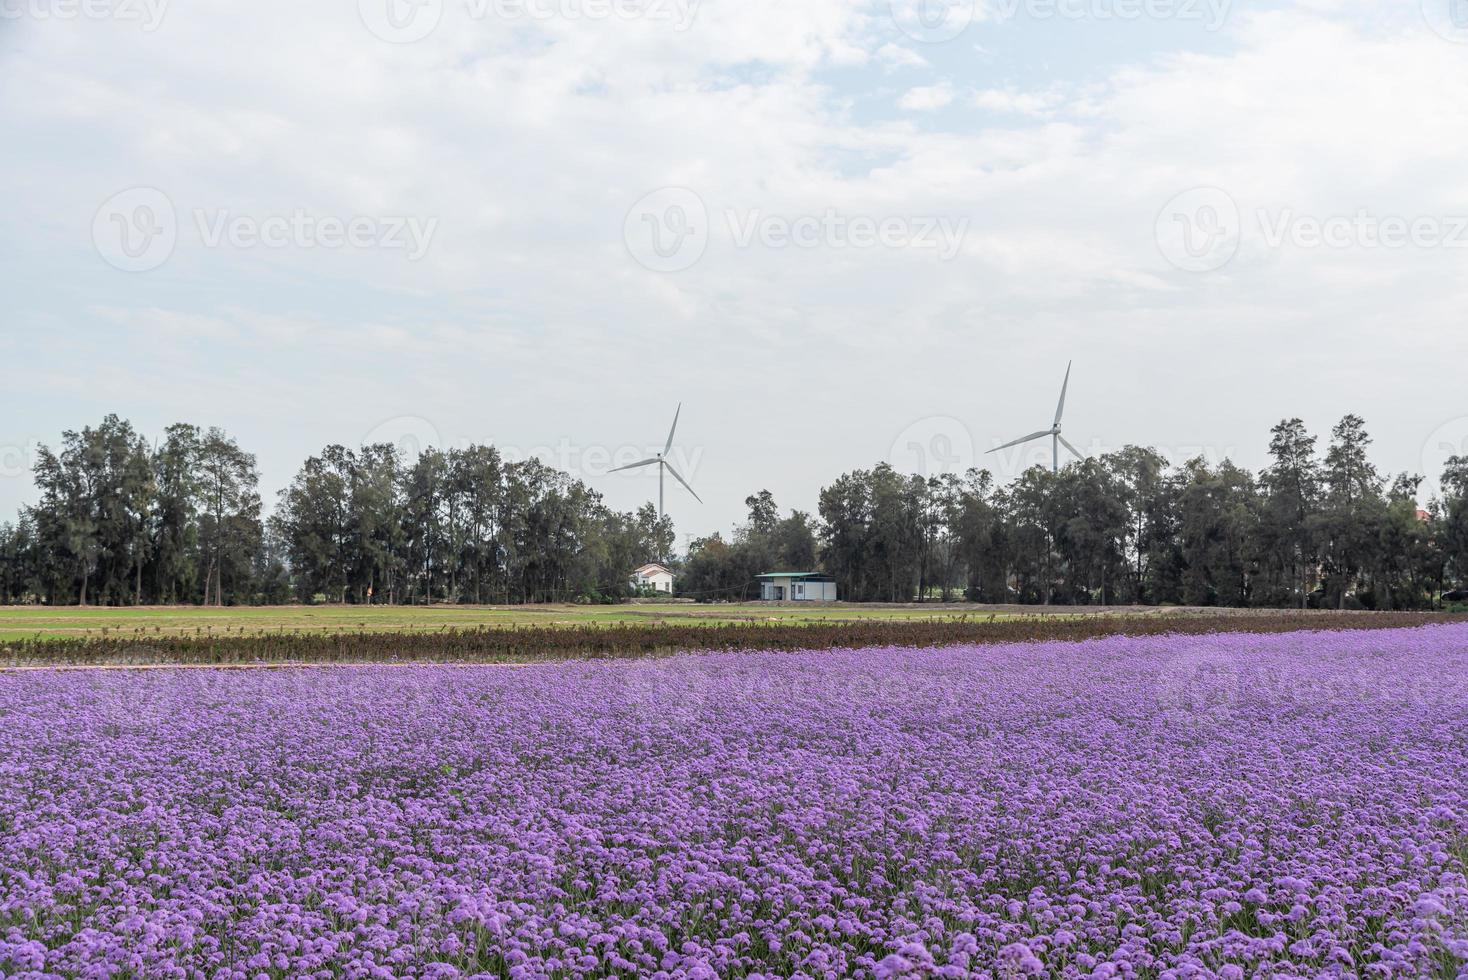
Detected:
[
  {"left": 1, "top": 413, "right": 1465, "bottom": 608},
  {"left": 0, "top": 415, "right": 671, "bottom": 606},
  {"left": 682, "top": 416, "right": 1468, "bottom": 609}
]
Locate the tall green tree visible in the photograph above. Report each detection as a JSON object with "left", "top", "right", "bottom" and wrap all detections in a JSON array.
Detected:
[
  {"left": 1317, "top": 415, "right": 1385, "bottom": 608},
  {"left": 150, "top": 424, "right": 202, "bottom": 603},
  {"left": 196, "top": 428, "right": 262, "bottom": 606},
  {"left": 273, "top": 446, "right": 355, "bottom": 602},
  {"left": 30, "top": 416, "right": 152, "bottom": 605},
  {"left": 350, "top": 443, "right": 405, "bottom": 605},
  {"left": 1175, "top": 458, "right": 1257, "bottom": 606},
  {"left": 1442, "top": 455, "right": 1468, "bottom": 593},
  {"left": 1259, "top": 418, "right": 1322, "bottom": 607}
]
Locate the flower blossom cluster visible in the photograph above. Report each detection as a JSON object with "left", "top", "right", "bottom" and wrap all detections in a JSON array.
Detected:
[{"left": 2, "top": 625, "right": 1468, "bottom": 977}]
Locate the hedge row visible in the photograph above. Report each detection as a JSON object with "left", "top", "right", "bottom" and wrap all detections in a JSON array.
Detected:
[{"left": 4, "top": 610, "right": 1463, "bottom": 667}]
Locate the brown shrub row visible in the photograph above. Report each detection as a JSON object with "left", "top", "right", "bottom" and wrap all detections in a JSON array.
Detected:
[{"left": 3, "top": 610, "right": 1463, "bottom": 668}]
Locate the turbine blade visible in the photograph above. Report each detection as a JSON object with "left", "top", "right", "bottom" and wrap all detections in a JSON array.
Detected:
[
  {"left": 1058, "top": 435, "right": 1085, "bottom": 461},
  {"left": 1054, "top": 360, "right": 1072, "bottom": 427},
  {"left": 987, "top": 430, "right": 1053, "bottom": 453},
  {"left": 664, "top": 463, "right": 702, "bottom": 503},
  {"left": 609, "top": 457, "right": 659, "bottom": 473},
  {"left": 664, "top": 403, "right": 681, "bottom": 457}
]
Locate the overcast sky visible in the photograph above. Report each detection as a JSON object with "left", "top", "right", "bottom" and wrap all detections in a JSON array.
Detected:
[{"left": 2, "top": 0, "right": 1466, "bottom": 541}]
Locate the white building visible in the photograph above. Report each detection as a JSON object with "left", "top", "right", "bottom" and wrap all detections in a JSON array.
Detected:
[
  {"left": 630, "top": 562, "right": 675, "bottom": 594},
  {"left": 757, "top": 572, "right": 837, "bottom": 602}
]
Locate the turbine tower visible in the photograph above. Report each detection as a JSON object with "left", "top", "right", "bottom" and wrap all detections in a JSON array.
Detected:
[
  {"left": 987, "top": 361, "right": 1085, "bottom": 474},
  {"left": 610, "top": 403, "right": 702, "bottom": 518}
]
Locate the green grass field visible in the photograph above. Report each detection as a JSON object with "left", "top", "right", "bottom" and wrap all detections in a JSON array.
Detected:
[{"left": 0, "top": 602, "right": 1102, "bottom": 641}]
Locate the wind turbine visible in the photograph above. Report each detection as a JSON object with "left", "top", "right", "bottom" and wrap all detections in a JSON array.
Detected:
[
  {"left": 610, "top": 403, "right": 702, "bottom": 518},
  {"left": 987, "top": 361, "right": 1085, "bottom": 474}
]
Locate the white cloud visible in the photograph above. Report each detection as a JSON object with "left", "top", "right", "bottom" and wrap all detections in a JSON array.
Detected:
[
  {"left": 972, "top": 87, "right": 1067, "bottom": 117},
  {"left": 2, "top": 0, "right": 1466, "bottom": 532},
  {"left": 875, "top": 42, "right": 930, "bottom": 69},
  {"left": 898, "top": 82, "right": 957, "bottom": 110}
]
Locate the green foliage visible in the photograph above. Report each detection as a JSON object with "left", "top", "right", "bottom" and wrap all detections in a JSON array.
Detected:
[
  {"left": 801, "top": 417, "right": 1457, "bottom": 611},
  {"left": 680, "top": 491, "right": 820, "bottom": 600},
  {"left": 1, "top": 413, "right": 1465, "bottom": 611},
  {"left": 272, "top": 447, "right": 671, "bottom": 606}
]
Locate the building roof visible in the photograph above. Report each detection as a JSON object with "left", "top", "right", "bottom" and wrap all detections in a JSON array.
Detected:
[
  {"left": 632, "top": 563, "right": 671, "bottom": 576},
  {"left": 757, "top": 571, "right": 832, "bottom": 580}
]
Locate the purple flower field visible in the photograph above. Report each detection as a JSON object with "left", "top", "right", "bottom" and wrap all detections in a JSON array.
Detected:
[{"left": 3, "top": 626, "right": 1468, "bottom": 979}]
